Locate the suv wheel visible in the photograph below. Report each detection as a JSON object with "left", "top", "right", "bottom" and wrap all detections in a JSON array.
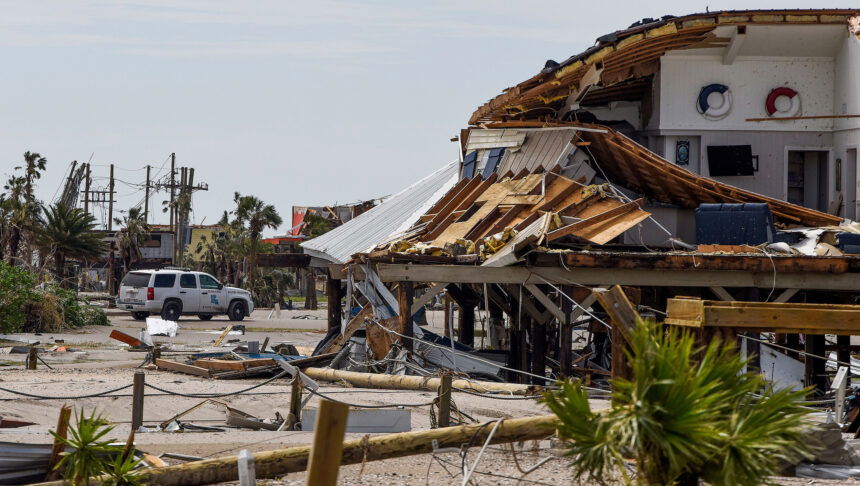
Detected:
[
  {"left": 131, "top": 311, "right": 150, "bottom": 321},
  {"left": 161, "top": 300, "right": 182, "bottom": 321},
  {"left": 228, "top": 301, "right": 246, "bottom": 321},
  {"left": 198, "top": 314, "right": 213, "bottom": 321}
]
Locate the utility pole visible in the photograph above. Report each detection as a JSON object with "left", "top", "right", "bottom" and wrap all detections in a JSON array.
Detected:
[
  {"left": 169, "top": 153, "right": 176, "bottom": 230},
  {"left": 83, "top": 163, "right": 91, "bottom": 215},
  {"left": 144, "top": 165, "right": 151, "bottom": 223},
  {"left": 170, "top": 153, "right": 176, "bottom": 262},
  {"left": 108, "top": 164, "right": 115, "bottom": 231},
  {"left": 108, "top": 163, "right": 116, "bottom": 295}
]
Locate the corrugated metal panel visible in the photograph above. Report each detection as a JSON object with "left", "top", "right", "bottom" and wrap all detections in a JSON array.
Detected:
[
  {"left": 496, "top": 128, "right": 578, "bottom": 175},
  {"left": 465, "top": 129, "right": 526, "bottom": 151},
  {"left": 301, "top": 161, "right": 459, "bottom": 263}
]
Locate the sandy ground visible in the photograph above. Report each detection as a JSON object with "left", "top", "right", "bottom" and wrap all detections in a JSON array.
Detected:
[
  {"left": 1, "top": 308, "right": 857, "bottom": 484},
  {"left": 0, "top": 308, "right": 586, "bottom": 484}
]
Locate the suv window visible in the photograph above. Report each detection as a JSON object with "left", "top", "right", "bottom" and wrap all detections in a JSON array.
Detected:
[
  {"left": 199, "top": 274, "right": 220, "bottom": 290},
  {"left": 121, "top": 272, "right": 150, "bottom": 288},
  {"left": 153, "top": 274, "right": 176, "bottom": 288},
  {"left": 180, "top": 274, "right": 197, "bottom": 289}
]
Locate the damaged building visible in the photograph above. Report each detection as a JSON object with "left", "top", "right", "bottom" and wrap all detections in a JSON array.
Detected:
[{"left": 302, "top": 9, "right": 860, "bottom": 395}]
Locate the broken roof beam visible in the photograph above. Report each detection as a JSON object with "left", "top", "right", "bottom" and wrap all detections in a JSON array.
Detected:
[
  {"left": 580, "top": 126, "right": 842, "bottom": 227},
  {"left": 546, "top": 198, "right": 649, "bottom": 245}
]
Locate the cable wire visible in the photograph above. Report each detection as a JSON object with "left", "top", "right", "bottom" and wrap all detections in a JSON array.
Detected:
[{"left": 0, "top": 384, "right": 132, "bottom": 400}]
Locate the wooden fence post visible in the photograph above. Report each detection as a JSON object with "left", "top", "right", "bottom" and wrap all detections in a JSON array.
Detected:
[
  {"left": 132, "top": 370, "right": 145, "bottom": 430},
  {"left": 437, "top": 374, "right": 452, "bottom": 428},
  {"left": 26, "top": 347, "right": 38, "bottom": 370},
  {"left": 45, "top": 404, "right": 72, "bottom": 480},
  {"left": 306, "top": 399, "right": 349, "bottom": 486},
  {"left": 285, "top": 378, "right": 303, "bottom": 431}
]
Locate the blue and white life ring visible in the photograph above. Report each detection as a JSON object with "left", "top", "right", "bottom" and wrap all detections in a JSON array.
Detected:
[{"left": 696, "top": 83, "right": 732, "bottom": 120}]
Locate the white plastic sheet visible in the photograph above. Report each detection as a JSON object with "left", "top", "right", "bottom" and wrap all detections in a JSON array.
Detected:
[{"left": 146, "top": 317, "right": 179, "bottom": 337}]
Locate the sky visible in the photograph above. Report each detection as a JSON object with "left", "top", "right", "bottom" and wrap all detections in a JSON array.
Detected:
[{"left": 1, "top": 1, "right": 856, "bottom": 235}]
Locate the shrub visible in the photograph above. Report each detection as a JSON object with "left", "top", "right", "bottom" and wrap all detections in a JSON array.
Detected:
[
  {"left": 0, "top": 261, "right": 37, "bottom": 333},
  {"left": 544, "top": 320, "right": 817, "bottom": 486},
  {"left": 51, "top": 409, "right": 141, "bottom": 486},
  {"left": 0, "top": 262, "right": 109, "bottom": 332}
]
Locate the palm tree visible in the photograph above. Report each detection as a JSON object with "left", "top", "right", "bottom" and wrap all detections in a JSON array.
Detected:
[
  {"left": 232, "top": 192, "right": 282, "bottom": 292},
  {"left": 4, "top": 152, "right": 46, "bottom": 265},
  {"left": 544, "top": 320, "right": 816, "bottom": 486},
  {"left": 113, "top": 207, "right": 149, "bottom": 278},
  {"left": 35, "top": 204, "right": 106, "bottom": 287}
]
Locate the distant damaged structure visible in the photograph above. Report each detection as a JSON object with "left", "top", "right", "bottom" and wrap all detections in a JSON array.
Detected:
[{"left": 304, "top": 9, "right": 860, "bottom": 395}]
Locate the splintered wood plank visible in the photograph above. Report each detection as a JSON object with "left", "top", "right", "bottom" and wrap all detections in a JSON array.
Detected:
[
  {"left": 533, "top": 178, "right": 583, "bottom": 212},
  {"left": 664, "top": 298, "right": 706, "bottom": 327},
  {"left": 155, "top": 359, "right": 213, "bottom": 378},
  {"left": 431, "top": 175, "right": 541, "bottom": 246},
  {"left": 318, "top": 304, "right": 373, "bottom": 354},
  {"left": 193, "top": 358, "right": 276, "bottom": 371},
  {"left": 546, "top": 198, "right": 647, "bottom": 244},
  {"left": 572, "top": 209, "right": 651, "bottom": 244},
  {"left": 366, "top": 318, "right": 396, "bottom": 360},
  {"left": 593, "top": 286, "right": 639, "bottom": 343}
]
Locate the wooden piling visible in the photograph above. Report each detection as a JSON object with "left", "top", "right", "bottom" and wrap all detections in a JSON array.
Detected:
[
  {"left": 44, "top": 404, "right": 72, "bottom": 480},
  {"left": 437, "top": 374, "right": 452, "bottom": 428},
  {"left": 132, "top": 370, "right": 145, "bottom": 430},
  {"left": 306, "top": 399, "right": 349, "bottom": 486}
]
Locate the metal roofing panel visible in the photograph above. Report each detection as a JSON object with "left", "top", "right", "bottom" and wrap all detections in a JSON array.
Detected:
[
  {"left": 496, "top": 128, "right": 577, "bottom": 175},
  {"left": 301, "top": 161, "right": 459, "bottom": 264}
]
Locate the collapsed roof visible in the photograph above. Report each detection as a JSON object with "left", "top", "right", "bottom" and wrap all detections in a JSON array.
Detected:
[
  {"left": 360, "top": 125, "right": 841, "bottom": 264},
  {"left": 469, "top": 9, "right": 860, "bottom": 124}
]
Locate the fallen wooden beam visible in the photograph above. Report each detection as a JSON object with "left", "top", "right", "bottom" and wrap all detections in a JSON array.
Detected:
[
  {"left": 127, "top": 415, "right": 559, "bottom": 486},
  {"left": 665, "top": 298, "right": 860, "bottom": 334},
  {"left": 109, "top": 330, "right": 146, "bottom": 348},
  {"left": 301, "top": 368, "right": 538, "bottom": 395},
  {"left": 193, "top": 358, "right": 276, "bottom": 371},
  {"left": 155, "top": 359, "right": 212, "bottom": 378}
]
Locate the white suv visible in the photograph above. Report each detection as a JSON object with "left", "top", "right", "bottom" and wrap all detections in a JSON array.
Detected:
[{"left": 117, "top": 269, "right": 254, "bottom": 322}]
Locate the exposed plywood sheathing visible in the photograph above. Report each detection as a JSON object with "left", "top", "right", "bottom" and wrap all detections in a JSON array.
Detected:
[{"left": 469, "top": 9, "right": 860, "bottom": 123}]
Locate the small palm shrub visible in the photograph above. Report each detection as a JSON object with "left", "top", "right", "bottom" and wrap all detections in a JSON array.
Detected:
[
  {"left": 50, "top": 409, "right": 140, "bottom": 486},
  {"left": 544, "top": 320, "right": 817, "bottom": 486}
]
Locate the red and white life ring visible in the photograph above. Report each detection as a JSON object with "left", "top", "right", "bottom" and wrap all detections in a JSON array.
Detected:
[{"left": 766, "top": 87, "right": 801, "bottom": 118}]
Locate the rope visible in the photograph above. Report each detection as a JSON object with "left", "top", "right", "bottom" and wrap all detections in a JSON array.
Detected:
[
  {"left": 143, "top": 370, "right": 290, "bottom": 398},
  {"left": 303, "top": 386, "right": 437, "bottom": 409},
  {"left": 0, "top": 384, "right": 133, "bottom": 400}
]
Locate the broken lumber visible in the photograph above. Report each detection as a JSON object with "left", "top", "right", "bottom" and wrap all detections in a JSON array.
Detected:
[
  {"left": 193, "top": 358, "right": 276, "bottom": 371},
  {"left": 301, "top": 367, "right": 537, "bottom": 395},
  {"left": 110, "top": 329, "right": 146, "bottom": 348},
  {"left": 128, "top": 415, "right": 559, "bottom": 485},
  {"left": 155, "top": 359, "right": 212, "bottom": 378}
]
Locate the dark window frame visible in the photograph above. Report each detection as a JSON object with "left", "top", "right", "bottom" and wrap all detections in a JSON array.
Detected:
[
  {"left": 180, "top": 273, "right": 198, "bottom": 289},
  {"left": 153, "top": 274, "right": 176, "bottom": 288},
  {"left": 199, "top": 274, "right": 220, "bottom": 290}
]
